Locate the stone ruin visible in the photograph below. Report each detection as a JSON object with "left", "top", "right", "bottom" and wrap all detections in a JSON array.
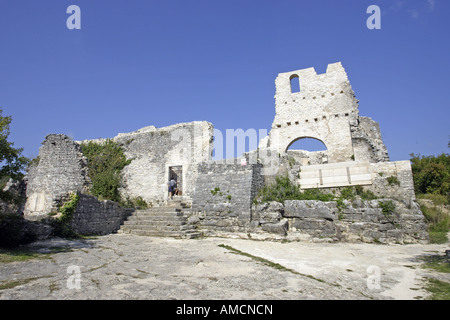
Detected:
[{"left": 21, "top": 62, "right": 429, "bottom": 244}]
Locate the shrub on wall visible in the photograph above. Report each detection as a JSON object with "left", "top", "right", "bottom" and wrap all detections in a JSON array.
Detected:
[
  {"left": 50, "top": 191, "right": 80, "bottom": 238},
  {"left": 80, "top": 139, "right": 132, "bottom": 202},
  {"left": 256, "top": 175, "right": 334, "bottom": 203}
]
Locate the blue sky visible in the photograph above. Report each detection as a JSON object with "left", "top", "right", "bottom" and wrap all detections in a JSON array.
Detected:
[{"left": 0, "top": 0, "right": 449, "bottom": 161}]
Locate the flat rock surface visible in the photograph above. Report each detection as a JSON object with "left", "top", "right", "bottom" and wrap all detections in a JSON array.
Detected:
[{"left": 0, "top": 234, "right": 448, "bottom": 300}]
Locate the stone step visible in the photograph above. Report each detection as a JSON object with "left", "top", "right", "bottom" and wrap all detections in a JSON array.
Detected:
[
  {"left": 126, "top": 214, "right": 187, "bottom": 221},
  {"left": 123, "top": 219, "right": 187, "bottom": 226},
  {"left": 119, "top": 228, "right": 201, "bottom": 239},
  {"left": 118, "top": 206, "right": 197, "bottom": 239},
  {"left": 132, "top": 212, "right": 185, "bottom": 218},
  {"left": 121, "top": 225, "right": 193, "bottom": 232},
  {"left": 135, "top": 207, "right": 183, "bottom": 214}
]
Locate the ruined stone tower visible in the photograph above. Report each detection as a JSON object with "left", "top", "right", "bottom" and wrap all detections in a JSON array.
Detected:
[{"left": 260, "top": 62, "right": 389, "bottom": 164}]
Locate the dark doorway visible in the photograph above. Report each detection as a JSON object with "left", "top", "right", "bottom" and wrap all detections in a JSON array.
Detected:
[{"left": 169, "top": 166, "right": 183, "bottom": 195}]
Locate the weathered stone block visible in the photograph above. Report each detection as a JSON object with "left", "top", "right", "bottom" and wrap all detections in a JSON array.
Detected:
[
  {"left": 283, "top": 200, "right": 335, "bottom": 221},
  {"left": 261, "top": 219, "right": 288, "bottom": 236}
]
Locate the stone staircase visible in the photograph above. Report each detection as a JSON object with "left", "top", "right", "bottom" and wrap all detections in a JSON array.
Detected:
[{"left": 118, "top": 198, "right": 201, "bottom": 239}]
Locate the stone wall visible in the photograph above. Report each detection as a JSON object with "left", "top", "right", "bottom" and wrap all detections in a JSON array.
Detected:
[
  {"left": 251, "top": 199, "right": 429, "bottom": 244},
  {"left": 70, "top": 194, "right": 133, "bottom": 235},
  {"left": 80, "top": 121, "right": 213, "bottom": 204},
  {"left": 368, "top": 161, "right": 416, "bottom": 203},
  {"left": 24, "top": 134, "right": 90, "bottom": 221},
  {"left": 352, "top": 117, "right": 390, "bottom": 163},
  {"left": 190, "top": 160, "right": 264, "bottom": 235}
]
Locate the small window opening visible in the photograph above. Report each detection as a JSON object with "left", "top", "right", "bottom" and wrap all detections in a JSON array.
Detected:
[{"left": 290, "top": 74, "right": 300, "bottom": 93}]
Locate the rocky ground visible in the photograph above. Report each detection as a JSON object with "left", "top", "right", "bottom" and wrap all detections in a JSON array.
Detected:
[{"left": 0, "top": 233, "right": 449, "bottom": 300}]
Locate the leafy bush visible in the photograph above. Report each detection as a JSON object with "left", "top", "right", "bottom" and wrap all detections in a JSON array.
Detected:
[
  {"left": 410, "top": 153, "right": 450, "bottom": 201},
  {"left": 0, "top": 109, "right": 29, "bottom": 187},
  {"left": 256, "top": 175, "right": 334, "bottom": 204},
  {"left": 410, "top": 151, "right": 449, "bottom": 242},
  {"left": 81, "top": 139, "right": 131, "bottom": 202}
]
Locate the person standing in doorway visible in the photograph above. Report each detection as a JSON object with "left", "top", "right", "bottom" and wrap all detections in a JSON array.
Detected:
[{"left": 168, "top": 178, "right": 177, "bottom": 199}]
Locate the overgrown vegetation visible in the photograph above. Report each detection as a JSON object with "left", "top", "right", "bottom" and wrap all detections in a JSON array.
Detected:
[
  {"left": 420, "top": 204, "right": 449, "bottom": 244},
  {"left": 120, "top": 196, "right": 149, "bottom": 209},
  {"left": 386, "top": 176, "right": 400, "bottom": 186},
  {"left": 378, "top": 200, "right": 397, "bottom": 225},
  {"left": 0, "top": 108, "right": 29, "bottom": 192},
  {"left": 50, "top": 192, "right": 80, "bottom": 238},
  {"left": 254, "top": 176, "right": 379, "bottom": 206},
  {"left": 417, "top": 253, "right": 450, "bottom": 300},
  {"left": 410, "top": 152, "right": 450, "bottom": 202},
  {"left": 255, "top": 175, "right": 334, "bottom": 204},
  {"left": 0, "top": 109, "right": 33, "bottom": 248},
  {"left": 80, "top": 139, "right": 132, "bottom": 202},
  {"left": 410, "top": 151, "right": 450, "bottom": 243}
]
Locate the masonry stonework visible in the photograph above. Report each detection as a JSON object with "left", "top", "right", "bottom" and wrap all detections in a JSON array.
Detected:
[
  {"left": 24, "top": 134, "right": 90, "bottom": 221},
  {"left": 259, "top": 62, "right": 389, "bottom": 164}
]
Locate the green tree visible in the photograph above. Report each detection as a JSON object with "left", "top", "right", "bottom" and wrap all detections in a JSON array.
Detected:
[
  {"left": 410, "top": 152, "right": 450, "bottom": 198},
  {"left": 0, "top": 108, "right": 29, "bottom": 200}
]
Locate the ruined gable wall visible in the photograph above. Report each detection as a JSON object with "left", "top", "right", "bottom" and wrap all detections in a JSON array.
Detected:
[{"left": 24, "top": 134, "right": 90, "bottom": 220}]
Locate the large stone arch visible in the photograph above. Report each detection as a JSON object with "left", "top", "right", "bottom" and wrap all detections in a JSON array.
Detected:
[
  {"left": 266, "top": 116, "right": 355, "bottom": 163},
  {"left": 285, "top": 136, "right": 328, "bottom": 153}
]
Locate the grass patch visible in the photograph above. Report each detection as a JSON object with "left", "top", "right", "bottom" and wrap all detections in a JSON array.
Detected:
[
  {"left": 423, "top": 278, "right": 450, "bottom": 300},
  {"left": 420, "top": 204, "right": 449, "bottom": 244},
  {"left": 0, "top": 276, "right": 50, "bottom": 290},
  {"left": 218, "top": 244, "right": 340, "bottom": 287},
  {"left": 419, "top": 254, "right": 450, "bottom": 274},
  {"left": 418, "top": 193, "right": 448, "bottom": 206},
  {"left": 418, "top": 253, "right": 450, "bottom": 300},
  {"left": 0, "top": 246, "right": 73, "bottom": 264}
]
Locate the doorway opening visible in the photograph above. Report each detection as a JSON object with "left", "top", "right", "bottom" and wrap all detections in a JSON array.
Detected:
[{"left": 169, "top": 166, "right": 183, "bottom": 196}]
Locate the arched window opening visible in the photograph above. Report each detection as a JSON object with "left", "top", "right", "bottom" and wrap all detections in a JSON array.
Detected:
[
  {"left": 290, "top": 74, "right": 300, "bottom": 93},
  {"left": 286, "top": 137, "right": 328, "bottom": 166}
]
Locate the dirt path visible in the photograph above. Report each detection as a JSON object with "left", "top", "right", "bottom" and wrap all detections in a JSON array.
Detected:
[{"left": 0, "top": 234, "right": 448, "bottom": 300}]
